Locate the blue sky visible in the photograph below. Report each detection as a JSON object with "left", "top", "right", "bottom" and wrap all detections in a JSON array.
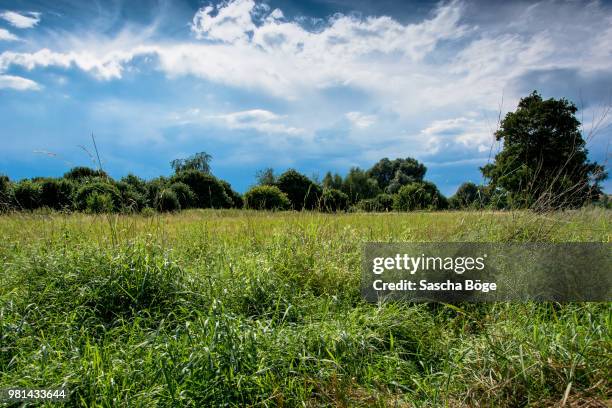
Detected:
[{"left": 1, "top": 0, "right": 611, "bottom": 195}]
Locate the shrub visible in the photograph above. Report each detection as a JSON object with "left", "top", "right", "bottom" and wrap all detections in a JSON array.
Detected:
[
  {"left": 116, "top": 181, "right": 147, "bottom": 212},
  {"left": 169, "top": 182, "right": 196, "bottom": 209},
  {"left": 120, "top": 174, "right": 148, "bottom": 196},
  {"left": 171, "top": 170, "right": 232, "bottom": 209},
  {"left": 155, "top": 188, "right": 181, "bottom": 212},
  {"left": 39, "top": 178, "right": 75, "bottom": 210},
  {"left": 63, "top": 166, "right": 108, "bottom": 180},
  {"left": 393, "top": 182, "right": 447, "bottom": 211},
  {"left": 146, "top": 177, "right": 168, "bottom": 207},
  {"left": 220, "top": 180, "right": 244, "bottom": 208},
  {"left": 244, "top": 185, "right": 290, "bottom": 210},
  {"left": 74, "top": 182, "right": 122, "bottom": 212},
  {"left": 13, "top": 180, "right": 42, "bottom": 210},
  {"left": 320, "top": 188, "right": 349, "bottom": 212},
  {"left": 276, "top": 169, "right": 322, "bottom": 210},
  {"left": 0, "top": 175, "right": 12, "bottom": 211},
  {"left": 357, "top": 193, "right": 394, "bottom": 212},
  {"left": 85, "top": 192, "right": 115, "bottom": 213}
]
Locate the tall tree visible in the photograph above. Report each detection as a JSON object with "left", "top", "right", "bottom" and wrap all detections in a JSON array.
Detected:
[
  {"left": 171, "top": 152, "right": 212, "bottom": 174},
  {"left": 367, "top": 157, "right": 426, "bottom": 193},
  {"left": 481, "top": 91, "right": 606, "bottom": 209}
]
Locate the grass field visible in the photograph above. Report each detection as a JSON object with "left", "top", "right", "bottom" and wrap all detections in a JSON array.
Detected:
[{"left": 1, "top": 209, "right": 610, "bottom": 407}]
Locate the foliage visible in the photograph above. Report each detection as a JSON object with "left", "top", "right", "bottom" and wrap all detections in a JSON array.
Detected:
[
  {"left": 255, "top": 168, "right": 276, "bottom": 186},
  {"left": 170, "top": 152, "right": 212, "bottom": 174},
  {"left": 0, "top": 175, "right": 13, "bottom": 211},
  {"left": 356, "top": 193, "right": 394, "bottom": 212},
  {"left": 39, "top": 178, "right": 75, "bottom": 210},
  {"left": 146, "top": 177, "right": 168, "bottom": 206},
  {"left": 393, "top": 181, "right": 448, "bottom": 211},
  {"left": 449, "top": 182, "right": 490, "bottom": 209},
  {"left": 74, "top": 182, "right": 122, "bottom": 212},
  {"left": 85, "top": 192, "right": 115, "bottom": 213},
  {"left": 169, "top": 182, "right": 197, "bottom": 209},
  {"left": 322, "top": 171, "right": 343, "bottom": 190},
  {"left": 368, "top": 157, "right": 427, "bottom": 193},
  {"left": 154, "top": 188, "right": 181, "bottom": 212},
  {"left": 115, "top": 181, "right": 147, "bottom": 212},
  {"left": 120, "top": 174, "right": 148, "bottom": 196},
  {"left": 276, "top": 169, "right": 322, "bottom": 210},
  {"left": 481, "top": 91, "right": 607, "bottom": 210},
  {"left": 12, "top": 180, "right": 42, "bottom": 210},
  {"left": 341, "top": 167, "right": 381, "bottom": 204},
  {"left": 64, "top": 166, "right": 108, "bottom": 180},
  {"left": 320, "top": 188, "right": 349, "bottom": 212},
  {"left": 244, "top": 185, "right": 290, "bottom": 210},
  {"left": 219, "top": 180, "right": 244, "bottom": 208},
  {"left": 171, "top": 170, "right": 232, "bottom": 209}
]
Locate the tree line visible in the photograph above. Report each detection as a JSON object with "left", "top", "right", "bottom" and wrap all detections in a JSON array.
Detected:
[{"left": 0, "top": 91, "right": 609, "bottom": 213}]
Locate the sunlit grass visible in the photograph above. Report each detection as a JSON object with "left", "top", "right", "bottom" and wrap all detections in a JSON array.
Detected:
[{"left": 0, "top": 208, "right": 610, "bottom": 406}]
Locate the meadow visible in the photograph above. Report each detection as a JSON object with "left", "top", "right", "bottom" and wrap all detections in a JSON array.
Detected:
[{"left": 1, "top": 209, "right": 610, "bottom": 407}]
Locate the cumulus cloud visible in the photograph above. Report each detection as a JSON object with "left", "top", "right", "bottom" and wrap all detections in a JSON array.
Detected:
[
  {"left": 0, "top": 28, "right": 18, "bottom": 41},
  {"left": 0, "top": 11, "right": 41, "bottom": 29},
  {"left": 0, "top": 74, "right": 40, "bottom": 90}
]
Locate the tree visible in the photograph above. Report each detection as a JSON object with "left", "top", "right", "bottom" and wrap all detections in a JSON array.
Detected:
[
  {"left": 170, "top": 152, "right": 212, "bottom": 174},
  {"left": 64, "top": 166, "right": 107, "bottom": 180},
  {"left": 39, "top": 178, "right": 75, "bottom": 210},
  {"left": 321, "top": 188, "right": 349, "bottom": 212},
  {"left": 255, "top": 168, "right": 276, "bottom": 186},
  {"left": 341, "top": 167, "right": 380, "bottom": 204},
  {"left": 244, "top": 185, "right": 290, "bottom": 210},
  {"left": 276, "top": 169, "right": 322, "bottom": 210},
  {"left": 170, "top": 170, "right": 232, "bottom": 208},
  {"left": 449, "top": 182, "right": 488, "bottom": 209},
  {"left": 368, "top": 157, "right": 426, "bottom": 192},
  {"left": 322, "top": 171, "right": 343, "bottom": 190},
  {"left": 393, "top": 181, "right": 447, "bottom": 211},
  {"left": 13, "top": 180, "right": 42, "bottom": 210},
  {"left": 481, "top": 91, "right": 607, "bottom": 209},
  {"left": 169, "top": 182, "right": 197, "bottom": 209}
]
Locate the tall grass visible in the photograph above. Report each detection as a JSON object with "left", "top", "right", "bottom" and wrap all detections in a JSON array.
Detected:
[{"left": 0, "top": 209, "right": 610, "bottom": 406}]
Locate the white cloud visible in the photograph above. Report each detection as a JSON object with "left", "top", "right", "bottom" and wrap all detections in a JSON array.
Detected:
[
  {"left": 174, "top": 108, "right": 304, "bottom": 135},
  {"left": 0, "top": 11, "right": 41, "bottom": 29},
  {"left": 0, "top": 28, "right": 18, "bottom": 41},
  {"left": 420, "top": 117, "right": 494, "bottom": 154},
  {"left": 0, "top": 74, "right": 40, "bottom": 90},
  {"left": 346, "top": 112, "right": 376, "bottom": 128}
]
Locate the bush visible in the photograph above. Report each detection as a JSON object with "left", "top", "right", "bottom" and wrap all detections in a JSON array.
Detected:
[
  {"left": 116, "top": 181, "right": 147, "bottom": 212},
  {"left": 155, "top": 188, "right": 181, "bottom": 212},
  {"left": 39, "top": 178, "right": 75, "bottom": 210},
  {"left": 171, "top": 170, "right": 232, "bottom": 209},
  {"left": 393, "top": 182, "right": 447, "bottom": 211},
  {"left": 74, "top": 182, "right": 122, "bottom": 212},
  {"left": 146, "top": 177, "right": 168, "bottom": 207},
  {"left": 276, "top": 169, "right": 322, "bottom": 210},
  {"left": 85, "top": 192, "right": 115, "bottom": 213},
  {"left": 0, "top": 175, "right": 12, "bottom": 211},
  {"left": 169, "top": 182, "right": 196, "bottom": 209},
  {"left": 244, "top": 185, "right": 290, "bottom": 210},
  {"left": 449, "top": 182, "right": 489, "bottom": 209},
  {"left": 356, "top": 193, "right": 394, "bottom": 212},
  {"left": 220, "top": 180, "right": 244, "bottom": 208},
  {"left": 63, "top": 166, "right": 107, "bottom": 180},
  {"left": 320, "top": 188, "right": 349, "bottom": 212},
  {"left": 13, "top": 180, "right": 42, "bottom": 210}
]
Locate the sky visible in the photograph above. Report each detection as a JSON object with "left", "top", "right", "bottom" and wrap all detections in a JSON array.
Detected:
[{"left": 0, "top": 0, "right": 611, "bottom": 195}]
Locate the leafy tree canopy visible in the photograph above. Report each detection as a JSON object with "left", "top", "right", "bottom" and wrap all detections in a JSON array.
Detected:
[
  {"left": 170, "top": 152, "right": 212, "bottom": 174},
  {"left": 481, "top": 91, "right": 606, "bottom": 209}
]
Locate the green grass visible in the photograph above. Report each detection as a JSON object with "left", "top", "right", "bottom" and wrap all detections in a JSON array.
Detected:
[{"left": 0, "top": 209, "right": 610, "bottom": 407}]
